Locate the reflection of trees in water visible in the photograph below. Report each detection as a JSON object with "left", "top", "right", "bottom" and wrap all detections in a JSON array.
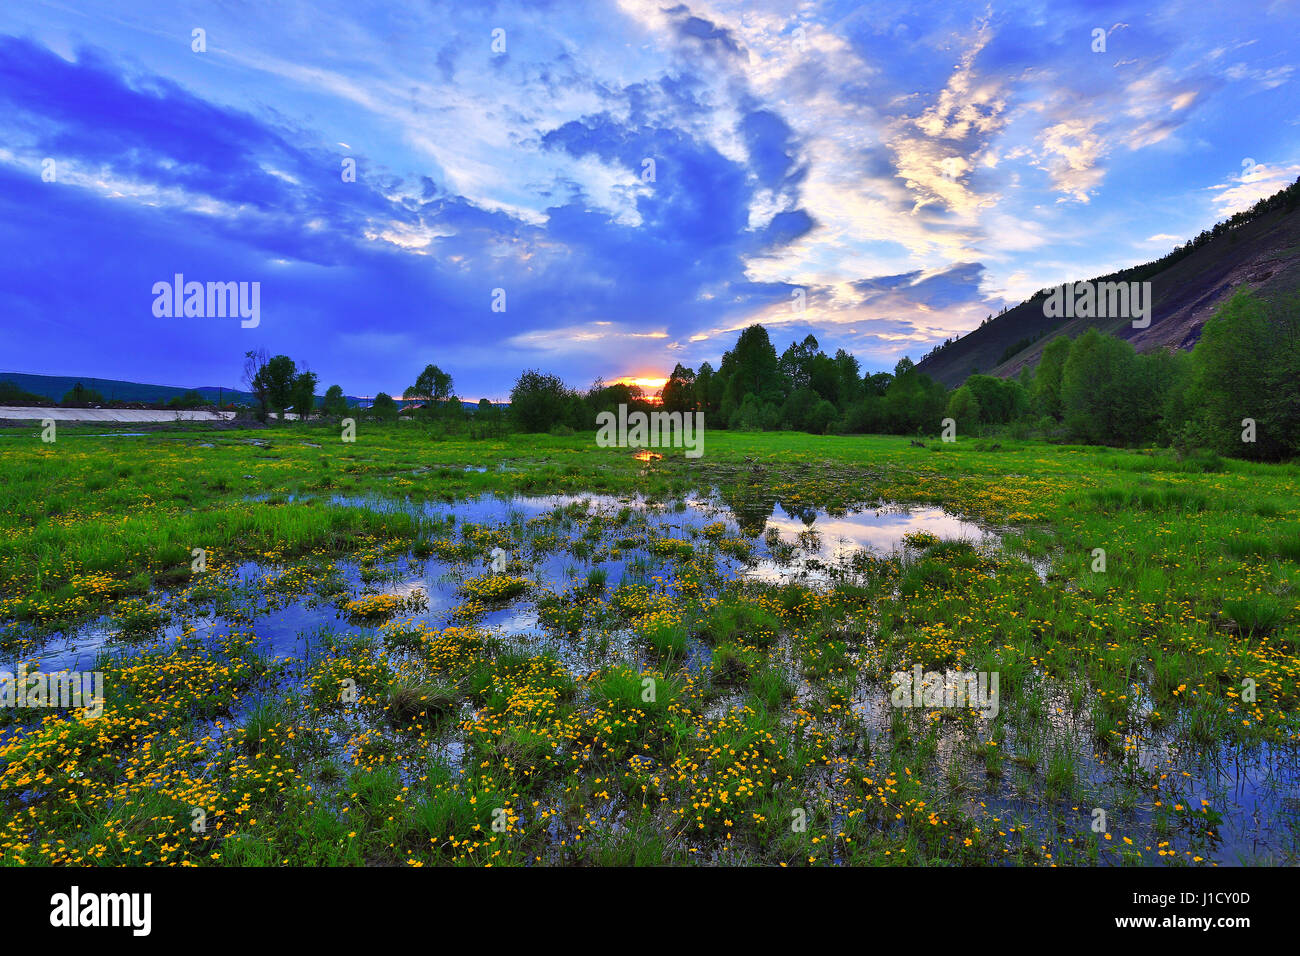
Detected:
[
  {"left": 779, "top": 497, "right": 818, "bottom": 526},
  {"left": 721, "top": 486, "right": 777, "bottom": 537},
  {"left": 721, "top": 486, "right": 869, "bottom": 538}
]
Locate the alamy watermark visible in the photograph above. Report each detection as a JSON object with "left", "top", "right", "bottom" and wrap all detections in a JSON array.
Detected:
[
  {"left": 891, "top": 665, "right": 999, "bottom": 719},
  {"left": 151, "top": 274, "right": 260, "bottom": 328},
  {"left": 595, "top": 404, "right": 705, "bottom": 458},
  {"left": 50, "top": 886, "right": 150, "bottom": 936},
  {"left": 1042, "top": 280, "right": 1151, "bottom": 329},
  {"left": 1, "top": 665, "right": 104, "bottom": 719}
]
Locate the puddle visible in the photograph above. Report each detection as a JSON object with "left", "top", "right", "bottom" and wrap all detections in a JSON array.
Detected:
[
  {"left": 9, "top": 492, "right": 998, "bottom": 678},
  {"left": 745, "top": 504, "right": 995, "bottom": 584}
]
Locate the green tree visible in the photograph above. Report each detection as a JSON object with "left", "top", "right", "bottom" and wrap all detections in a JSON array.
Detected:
[
  {"left": 1150, "top": 350, "right": 1194, "bottom": 446},
  {"left": 242, "top": 348, "right": 271, "bottom": 420},
  {"left": 370, "top": 392, "right": 398, "bottom": 421},
  {"left": 841, "top": 395, "right": 887, "bottom": 433},
  {"left": 1031, "top": 336, "right": 1071, "bottom": 420},
  {"left": 805, "top": 399, "right": 838, "bottom": 434},
  {"left": 808, "top": 352, "right": 839, "bottom": 405},
  {"left": 882, "top": 359, "right": 946, "bottom": 434},
  {"left": 167, "top": 390, "right": 211, "bottom": 410},
  {"left": 945, "top": 385, "right": 981, "bottom": 428},
  {"left": 60, "top": 383, "right": 105, "bottom": 407},
  {"left": 585, "top": 379, "right": 646, "bottom": 420},
  {"left": 719, "top": 325, "right": 782, "bottom": 420},
  {"left": 0, "top": 381, "right": 49, "bottom": 406},
  {"left": 509, "top": 370, "right": 572, "bottom": 432},
  {"left": 728, "top": 392, "right": 765, "bottom": 431},
  {"left": 832, "top": 349, "right": 863, "bottom": 408},
  {"left": 1187, "top": 290, "right": 1300, "bottom": 460},
  {"left": 660, "top": 363, "right": 697, "bottom": 414},
  {"left": 964, "top": 375, "right": 1016, "bottom": 424},
  {"left": 291, "top": 370, "right": 318, "bottom": 420},
  {"left": 779, "top": 387, "right": 820, "bottom": 431},
  {"left": 1060, "top": 329, "right": 1140, "bottom": 444},
  {"left": 474, "top": 398, "right": 503, "bottom": 437},
  {"left": 253, "top": 355, "right": 297, "bottom": 418},
  {"left": 321, "top": 384, "right": 348, "bottom": 417},
  {"left": 864, "top": 371, "right": 893, "bottom": 397},
  {"left": 778, "top": 334, "right": 820, "bottom": 393},
  {"left": 695, "top": 362, "right": 719, "bottom": 422},
  {"left": 405, "top": 364, "right": 453, "bottom": 404}
]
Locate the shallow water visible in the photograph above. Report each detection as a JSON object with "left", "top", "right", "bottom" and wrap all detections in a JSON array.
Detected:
[
  {"left": 4, "top": 490, "right": 1295, "bottom": 865},
  {"left": 8, "top": 491, "right": 990, "bottom": 674}
]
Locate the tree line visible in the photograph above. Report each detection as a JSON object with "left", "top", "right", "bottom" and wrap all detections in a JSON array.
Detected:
[
  {"left": 240, "top": 286, "right": 1298, "bottom": 462},
  {"left": 503, "top": 289, "right": 1298, "bottom": 461},
  {"left": 963, "top": 288, "right": 1298, "bottom": 462}
]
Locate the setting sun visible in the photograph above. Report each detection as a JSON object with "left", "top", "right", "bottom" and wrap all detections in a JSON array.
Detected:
[{"left": 609, "top": 375, "right": 668, "bottom": 400}]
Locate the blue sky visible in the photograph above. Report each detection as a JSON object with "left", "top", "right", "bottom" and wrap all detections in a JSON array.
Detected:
[{"left": 1, "top": 0, "right": 1297, "bottom": 400}]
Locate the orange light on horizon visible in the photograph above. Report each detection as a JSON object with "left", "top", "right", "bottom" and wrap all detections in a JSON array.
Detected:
[
  {"left": 605, "top": 375, "right": 667, "bottom": 405},
  {"left": 609, "top": 374, "right": 668, "bottom": 397}
]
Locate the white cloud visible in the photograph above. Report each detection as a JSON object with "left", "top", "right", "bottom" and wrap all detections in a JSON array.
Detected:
[{"left": 1209, "top": 160, "right": 1300, "bottom": 216}]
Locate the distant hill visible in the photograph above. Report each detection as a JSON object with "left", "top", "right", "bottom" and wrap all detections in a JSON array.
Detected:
[
  {"left": 0, "top": 372, "right": 507, "bottom": 411},
  {"left": 0, "top": 372, "right": 364, "bottom": 407},
  {"left": 0, "top": 372, "right": 251, "bottom": 405},
  {"left": 917, "top": 177, "right": 1300, "bottom": 387}
]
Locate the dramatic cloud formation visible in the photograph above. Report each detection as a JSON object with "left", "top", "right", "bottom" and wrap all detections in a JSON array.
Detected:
[{"left": 1, "top": 0, "right": 1296, "bottom": 398}]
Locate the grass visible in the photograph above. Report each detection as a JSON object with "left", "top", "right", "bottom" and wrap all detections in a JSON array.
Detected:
[
  {"left": 640, "top": 614, "right": 689, "bottom": 661},
  {"left": 699, "top": 596, "right": 781, "bottom": 645},
  {"left": 0, "top": 423, "right": 1297, "bottom": 867},
  {"left": 386, "top": 679, "right": 458, "bottom": 727},
  {"left": 1223, "top": 595, "right": 1289, "bottom": 636}
]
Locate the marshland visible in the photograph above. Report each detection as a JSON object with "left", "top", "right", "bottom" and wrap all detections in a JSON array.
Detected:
[{"left": 0, "top": 425, "right": 1295, "bottom": 866}]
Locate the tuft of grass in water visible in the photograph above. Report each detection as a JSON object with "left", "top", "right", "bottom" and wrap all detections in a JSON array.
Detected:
[
  {"left": 1223, "top": 595, "right": 1288, "bottom": 636},
  {"left": 699, "top": 596, "right": 781, "bottom": 645},
  {"left": 1045, "top": 744, "right": 1076, "bottom": 799},
  {"left": 588, "top": 665, "right": 682, "bottom": 728},
  {"left": 748, "top": 663, "right": 795, "bottom": 711},
  {"left": 460, "top": 574, "right": 528, "bottom": 603},
  {"left": 641, "top": 616, "right": 688, "bottom": 661},
  {"left": 114, "top": 599, "right": 169, "bottom": 635},
  {"left": 710, "top": 642, "right": 752, "bottom": 685},
  {"left": 386, "top": 679, "right": 458, "bottom": 726},
  {"left": 902, "top": 530, "right": 940, "bottom": 549},
  {"left": 537, "top": 591, "right": 585, "bottom": 636},
  {"left": 241, "top": 700, "right": 287, "bottom": 756},
  {"left": 586, "top": 824, "right": 675, "bottom": 866}
]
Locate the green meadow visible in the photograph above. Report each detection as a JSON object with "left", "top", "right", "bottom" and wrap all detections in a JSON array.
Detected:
[{"left": 0, "top": 423, "right": 1296, "bottom": 866}]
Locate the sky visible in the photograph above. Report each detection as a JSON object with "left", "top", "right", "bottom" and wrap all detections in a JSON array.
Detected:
[{"left": 1, "top": 0, "right": 1298, "bottom": 401}]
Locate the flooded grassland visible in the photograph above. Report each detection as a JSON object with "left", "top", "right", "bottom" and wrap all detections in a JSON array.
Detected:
[{"left": 0, "top": 426, "right": 1297, "bottom": 866}]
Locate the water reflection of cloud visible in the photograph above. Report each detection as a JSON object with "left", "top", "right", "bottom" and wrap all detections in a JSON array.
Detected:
[{"left": 763, "top": 506, "right": 991, "bottom": 555}]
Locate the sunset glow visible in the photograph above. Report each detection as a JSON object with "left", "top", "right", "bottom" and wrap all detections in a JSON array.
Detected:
[{"left": 610, "top": 376, "right": 669, "bottom": 395}]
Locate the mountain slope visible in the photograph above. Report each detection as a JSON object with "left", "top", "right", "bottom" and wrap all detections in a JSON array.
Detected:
[{"left": 917, "top": 179, "right": 1300, "bottom": 387}]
